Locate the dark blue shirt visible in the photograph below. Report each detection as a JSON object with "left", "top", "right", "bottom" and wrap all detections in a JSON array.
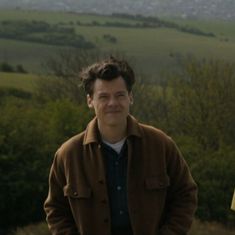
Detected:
[{"left": 101, "top": 141, "right": 132, "bottom": 232}]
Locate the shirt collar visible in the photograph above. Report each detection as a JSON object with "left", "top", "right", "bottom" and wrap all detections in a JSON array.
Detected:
[{"left": 83, "top": 115, "right": 142, "bottom": 145}]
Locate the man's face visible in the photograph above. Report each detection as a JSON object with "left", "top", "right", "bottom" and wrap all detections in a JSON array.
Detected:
[{"left": 87, "top": 76, "right": 133, "bottom": 127}]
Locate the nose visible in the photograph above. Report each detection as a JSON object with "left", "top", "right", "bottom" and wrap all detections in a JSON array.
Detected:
[{"left": 107, "top": 96, "right": 118, "bottom": 106}]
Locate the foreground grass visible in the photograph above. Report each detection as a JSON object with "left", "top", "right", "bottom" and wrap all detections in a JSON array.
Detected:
[
  {"left": 9, "top": 219, "right": 235, "bottom": 235},
  {"left": 189, "top": 219, "right": 235, "bottom": 235},
  {"left": 10, "top": 222, "right": 50, "bottom": 235}
]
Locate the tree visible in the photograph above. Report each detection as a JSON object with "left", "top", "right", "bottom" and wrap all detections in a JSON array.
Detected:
[
  {"left": 16, "top": 64, "right": 27, "bottom": 73},
  {"left": 37, "top": 49, "right": 134, "bottom": 104},
  {"left": 0, "top": 62, "right": 14, "bottom": 72},
  {"left": 167, "top": 57, "right": 235, "bottom": 224},
  {"left": 168, "top": 58, "right": 235, "bottom": 150},
  {"left": 0, "top": 98, "right": 91, "bottom": 229}
]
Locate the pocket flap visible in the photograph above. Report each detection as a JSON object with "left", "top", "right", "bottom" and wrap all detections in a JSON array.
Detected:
[
  {"left": 63, "top": 184, "right": 92, "bottom": 198},
  {"left": 145, "top": 175, "right": 170, "bottom": 190}
]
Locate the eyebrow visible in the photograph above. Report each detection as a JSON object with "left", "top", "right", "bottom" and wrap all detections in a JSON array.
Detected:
[
  {"left": 97, "top": 90, "right": 127, "bottom": 96},
  {"left": 97, "top": 92, "right": 109, "bottom": 96},
  {"left": 116, "top": 91, "right": 127, "bottom": 95}
]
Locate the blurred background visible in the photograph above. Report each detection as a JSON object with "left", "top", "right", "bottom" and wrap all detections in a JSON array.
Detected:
[{"left": 0, "top": 1, "right": 234, "bottom": 234}]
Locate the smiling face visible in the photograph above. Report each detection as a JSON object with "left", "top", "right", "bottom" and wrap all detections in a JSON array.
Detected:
[{"left": 87, "top": 76, "right": 133, "bottom": 128}]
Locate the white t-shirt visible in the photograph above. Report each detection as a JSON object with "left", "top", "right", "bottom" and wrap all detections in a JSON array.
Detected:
[{"left": 102, "top": 138, "right": 126, "bottom": 154}]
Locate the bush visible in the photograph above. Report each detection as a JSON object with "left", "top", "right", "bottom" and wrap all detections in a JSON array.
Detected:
[
  {"left": 16, "top": 65, "right": 27, "bottom": 73},
  {"left": 103, "top": 34, "right": 117, "bottom": 43},
  {"left": 0, "top": 62, "right": 14, "bottom": 72},
  {"left": 0, "top": 99, "right": 91, "bottom": 230}
]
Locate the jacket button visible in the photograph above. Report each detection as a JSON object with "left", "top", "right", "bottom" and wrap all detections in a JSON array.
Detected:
[
  {"left": 132, "top": 209, "right": 137, "bottom": 215},
  {"left": 101, "top": 199, "right": 107, "bottom": 204},
  {"left": 73, "top": 192, "right": 78, "bottom": 196}
]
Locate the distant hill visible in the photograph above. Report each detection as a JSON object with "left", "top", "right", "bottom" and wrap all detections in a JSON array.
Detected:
[
  {"left": 0, "top": 10, "right": 235, "bottom": 77},
  {"left": 0, "top": 0, "right": 234, "bottom": 21}
]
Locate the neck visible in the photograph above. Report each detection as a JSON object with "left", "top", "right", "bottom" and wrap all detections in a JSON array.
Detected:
[{"left": 98, "top": 120, "right": 127, "bottom": 144}]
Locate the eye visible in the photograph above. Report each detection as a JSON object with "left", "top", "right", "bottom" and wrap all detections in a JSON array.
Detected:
[
  {"left": 117, "top": 93, "right": 126, "bottom": 98},
  {"left": 99, "top": 95, "right": 108, "bottom": 100}
]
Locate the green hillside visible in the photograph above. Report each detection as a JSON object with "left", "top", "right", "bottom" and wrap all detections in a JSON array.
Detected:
[
  {"left": 0, "top": 10, "right": 235, "bottom": 77},
  {"left": 167, "top": 17, "right": 235, "bottom": 42},
  {"left": 0, "top": 72, "right": 39, "bottom": 92}
]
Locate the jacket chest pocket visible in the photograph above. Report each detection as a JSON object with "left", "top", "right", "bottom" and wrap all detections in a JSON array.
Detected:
[
  {"left": 145, "top": 175, "right": 170, "bottom": 191},
  {"left": 63, "top": 184, "right": 93, "bottom": 227},
  {"left": 63, "top": 184, "right": 92, "bottom": 199},
  {"left": 144, "top": 175, "right": 170, "bottom": 213}
]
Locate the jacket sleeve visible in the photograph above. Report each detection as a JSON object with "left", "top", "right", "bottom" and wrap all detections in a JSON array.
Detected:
[
  {"left": 44, "top": 153, "right": 80, "bottom": 235},
  {"left": 159, "top": 139, "right": 198, "bottom": 235}
]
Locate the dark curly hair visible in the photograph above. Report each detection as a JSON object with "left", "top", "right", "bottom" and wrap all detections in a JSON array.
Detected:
[{"left": 80, "top": 57, "right": 135, "bottom": 95}]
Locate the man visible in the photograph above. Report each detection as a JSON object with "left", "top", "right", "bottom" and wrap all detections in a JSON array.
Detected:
[{"left": 44, "top": 57, "right": 197, "bottom": 235}]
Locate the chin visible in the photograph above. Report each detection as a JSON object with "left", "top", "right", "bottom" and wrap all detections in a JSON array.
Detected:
[
  {"left": 106, "top": 116, "right": 127, "bottom": 126},
  {"left": 105, "top": 119, "right": 120, "bottom": 126}
]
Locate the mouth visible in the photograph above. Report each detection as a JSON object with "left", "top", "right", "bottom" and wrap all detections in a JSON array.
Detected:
[{"left": 106, "top": 110, "right": 121, "bottom": 114}]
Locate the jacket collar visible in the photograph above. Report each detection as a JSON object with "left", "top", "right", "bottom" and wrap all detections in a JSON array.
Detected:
[{"left": 83, "top": 115, "right": 142, "bottom": 145}]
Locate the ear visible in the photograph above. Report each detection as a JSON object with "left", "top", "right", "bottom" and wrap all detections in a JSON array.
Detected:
[
  {"left": 129, "top": 92, "right": 134, "bottom": 105},
  {"left": 87, "top": 94, "right": 94, "bottom": 109}
]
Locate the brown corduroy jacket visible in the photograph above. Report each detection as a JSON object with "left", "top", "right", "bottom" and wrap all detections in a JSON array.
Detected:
[{"left": 44, "top": 115, "right": 197, "bottom": 235}]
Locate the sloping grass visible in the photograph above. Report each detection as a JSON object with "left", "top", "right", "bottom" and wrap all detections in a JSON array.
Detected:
[
  {"left": 166, "top": 18, "right": 235, "bottom": 42},
  {"left": 0, "top": 72, "right": 39, "bottom": 92},
  {"left": 0, "top": 38, "right": 62, "bottom": 73}
]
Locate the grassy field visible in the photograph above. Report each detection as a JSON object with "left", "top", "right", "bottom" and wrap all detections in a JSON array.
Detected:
[
  {"left": 78, "top": 25, "right": 235, "bottom": 64},
  {"left": 0, "top": 10, "right": 235, "bottom": 77},
  {"left": 0, "top": 72, "right": 39, "bottom": 92},
  {"left": 166, "top": 17, "right": 235, "bottom": 42},
  {"left": 0, "top": 36, "right": 66, "bottom": 73}
]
